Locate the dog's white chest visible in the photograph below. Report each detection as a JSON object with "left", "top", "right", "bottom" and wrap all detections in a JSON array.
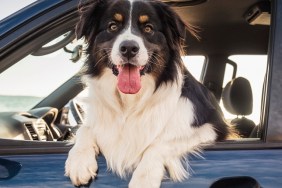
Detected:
[
  {"left": 94, "top": 113, "right": 153, "bottom": 176},
  {"left": 85, "top": 70, "right": 187, "bottom": 176}
]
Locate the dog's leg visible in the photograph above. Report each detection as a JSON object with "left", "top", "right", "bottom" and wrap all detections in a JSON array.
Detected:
[
  {"left": 65, "top": 126, "right": 99, "bottom": 186},
  {"left": 165, "top": 123, "right": 217, "bottom": 182},
  {"left": 129, "top": 145, "right": 165, "bottom": 188},
  {"left": 129, "top": 123, "right": 217, "bottom": 188}
]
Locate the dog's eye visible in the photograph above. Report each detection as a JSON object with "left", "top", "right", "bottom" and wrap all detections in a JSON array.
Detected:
[
  {"left": 108, "top": 22, "right": 118, "bottom": 32},
  {"left": 144, "top": 24, "right": 153, "bottom": 33}
]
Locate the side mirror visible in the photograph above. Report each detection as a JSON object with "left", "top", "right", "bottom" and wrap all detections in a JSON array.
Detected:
[
  {"left": 210, "top": 176, "right": 261, "bottom": 188},
  {"left": 64, "top": 45, "right": 83, "bottom": 63},
  {"left": 0, "top": 158, "right": 22, "bottom": 181}
]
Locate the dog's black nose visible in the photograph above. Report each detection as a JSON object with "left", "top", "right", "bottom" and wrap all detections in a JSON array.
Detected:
[{"left": 119, "top": 40, "right": 140, "bottom": 59}]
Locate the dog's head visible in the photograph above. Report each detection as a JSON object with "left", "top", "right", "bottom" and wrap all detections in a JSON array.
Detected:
[{"left": 77, "top": 0, "right": 193, "bottom": 94}]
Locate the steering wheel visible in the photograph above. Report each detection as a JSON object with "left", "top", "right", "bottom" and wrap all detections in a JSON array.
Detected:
[
  {"left": 69, "top": 99, "right": 84, "bottom": 125},
  {"left": 56, "top": 100, "right": 84, "bottom": 141}
]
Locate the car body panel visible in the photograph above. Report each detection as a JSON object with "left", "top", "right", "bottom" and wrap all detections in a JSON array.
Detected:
[
  {"left": 266, "top": 0, "right": 282, "bottom": 141},
  {"left": 1, "top": 150, "right": 282, "bottom": 187},
  {"left": 0, "top": 0, "right": 64, "bottom": 37}
]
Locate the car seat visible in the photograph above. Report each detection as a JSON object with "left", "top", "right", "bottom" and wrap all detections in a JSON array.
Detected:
[{"left": 222, "top": 77, "right": 256, "bottom": 137}]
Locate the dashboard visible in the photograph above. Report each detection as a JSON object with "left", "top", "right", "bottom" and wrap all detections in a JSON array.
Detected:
[{"left": 0, "top": 107, "right": 61, "bottom": 141}]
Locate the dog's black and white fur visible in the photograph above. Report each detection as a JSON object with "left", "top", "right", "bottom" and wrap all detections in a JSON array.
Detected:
[{"left": 65, "top": 0, "right": 229, "bottom": 187}]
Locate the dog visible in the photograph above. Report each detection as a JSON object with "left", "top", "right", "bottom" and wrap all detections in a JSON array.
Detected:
[{"left": 65, "top": 0, "right": 229, "bottom": 187}]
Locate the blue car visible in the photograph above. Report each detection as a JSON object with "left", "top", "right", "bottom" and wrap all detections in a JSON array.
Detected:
[{"left": 1, "top": 0, "right": 282, "bottom": 187}]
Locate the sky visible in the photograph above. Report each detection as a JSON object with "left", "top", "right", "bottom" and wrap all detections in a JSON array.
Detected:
[{"left": 0, "top": 0, "right": 37, "bottom": 20}]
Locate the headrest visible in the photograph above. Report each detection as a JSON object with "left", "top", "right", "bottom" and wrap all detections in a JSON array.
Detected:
[{"left": 222, "top": 77, "right": 253, "bottom": 115}]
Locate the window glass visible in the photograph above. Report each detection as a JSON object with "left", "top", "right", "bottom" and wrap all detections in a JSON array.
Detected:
[
  {"left": 182, "top": 56, "right": 205, "bottom": 81},
  {"left": 222, "top": 63, "right": 234, "bottom": 87},
  {"left": 0, "top": 38, "right": 85, "bottom": 112},
  {"left": 220, "top": 55, "right": 267, "bottom": 125}
]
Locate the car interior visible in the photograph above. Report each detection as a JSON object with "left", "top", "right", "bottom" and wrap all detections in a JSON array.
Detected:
[{"left": 0, "top": 0, "right": 271, "bottom": 143}]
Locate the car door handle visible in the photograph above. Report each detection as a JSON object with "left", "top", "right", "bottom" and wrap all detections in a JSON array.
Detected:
[
  {"left": 210, "top": 176, "right": 261, "bottom": 188},
  {"left": 0, "top": 158, "right": 22, "bottom": 181}
]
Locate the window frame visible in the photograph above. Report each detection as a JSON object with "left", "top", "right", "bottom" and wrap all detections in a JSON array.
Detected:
[
  {"left": 182, "top": 55, "right": 207, "bottom": 82},
  {"left": 263, "top": 0, "right": 282, "bottom": 143},
  {"left": 0, "top": 0, "right": 282, "bottom": 156}
]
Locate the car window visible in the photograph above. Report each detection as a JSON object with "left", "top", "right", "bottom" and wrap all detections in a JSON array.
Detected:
[
  {"left": 0, "top": 36, "right": 85, "bottom": 112},
  {"left": 220, "top": 55, "right": 268, "bottom": 125},
  {"left": 182, "top": 56, "right": 205, "bottom": 81}
]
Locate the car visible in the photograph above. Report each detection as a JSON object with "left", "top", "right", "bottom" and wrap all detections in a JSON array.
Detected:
[{"left": 0, "top": 0, "right": 282, "bottom": 187}]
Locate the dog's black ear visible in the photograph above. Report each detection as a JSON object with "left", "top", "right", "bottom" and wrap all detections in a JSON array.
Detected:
[
  {"left": 152, "top": 2, "right": 198, "bottom": 52},
  {"left": 76, "top": 0, "right": 107, "bottom": 40}
]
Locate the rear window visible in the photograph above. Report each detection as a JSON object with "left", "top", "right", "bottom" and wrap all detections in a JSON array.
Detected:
[
  {"left": 182, "top": 55, "right": 205, "bottom": 81},
  {"left": 221, "top": 55, "right": 267, "bottom": 125}
]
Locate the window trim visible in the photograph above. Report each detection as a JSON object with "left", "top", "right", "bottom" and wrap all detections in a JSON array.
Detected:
[
  {"left": 264, "top": 0, "right": 282, "bottom": 142},
  {"left": 1, "top": 139, "right": 282, "bottom": 156},
  {"left": 226, "top": 59, "right": 237, "bottom": 79}
]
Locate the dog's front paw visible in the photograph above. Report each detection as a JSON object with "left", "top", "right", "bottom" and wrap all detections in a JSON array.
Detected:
[
  {"left": 129, "top": 175, "right": 161, "bottom": 188},
  {"left": 65, "top": 146, "right": 98, "bottom": 186},
  {"left": 129, "top": 164, "right": 163, "bottom": 188}
]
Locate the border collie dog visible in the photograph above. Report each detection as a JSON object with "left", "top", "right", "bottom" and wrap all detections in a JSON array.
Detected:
[{"left": 65, "top": 0, "right": 229, "bottom": 187}]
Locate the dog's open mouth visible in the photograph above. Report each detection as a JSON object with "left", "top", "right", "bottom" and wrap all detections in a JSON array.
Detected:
[{"left": 112, "top": 64, "right": 145, "bottom": 94}]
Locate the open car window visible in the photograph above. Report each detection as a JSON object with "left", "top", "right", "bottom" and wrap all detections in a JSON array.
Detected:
[
  {"left": 0, "top": 0, "right": 274, "bottom": 145},
  {"left": 1, "top": 0, "right": 282, "bottom": 187},
  {"left": 182, "top": 56, "right": 205, "bottom": 81},
  {"left": 0, "top": 36, "right": 85, "bottom": 112},
  {"left": 221, "top": 55, "right": 267, "bottom": 125}
]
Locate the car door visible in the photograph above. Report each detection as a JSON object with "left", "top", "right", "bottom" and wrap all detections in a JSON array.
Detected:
[{"left": 1, "top": 0, "right": 282, "bottom": 188}]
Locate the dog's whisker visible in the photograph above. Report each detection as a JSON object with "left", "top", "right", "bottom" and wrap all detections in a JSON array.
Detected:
[
  {"left": 93, "top": 54, "right": 109, "bottom": 69},
  {"left": 91, "top": 49, "right": 114, "bottom": 69},
  {"left": 92, "top": 48, "right": 112, "bottom": 56},
  {"left": 150, "top": 55, "right": 167, "bottom": 69}
]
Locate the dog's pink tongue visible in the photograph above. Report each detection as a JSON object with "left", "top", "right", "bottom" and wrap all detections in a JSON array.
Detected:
[{"left": 117, "top": 64, "right": 141, "bottom": 94}]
